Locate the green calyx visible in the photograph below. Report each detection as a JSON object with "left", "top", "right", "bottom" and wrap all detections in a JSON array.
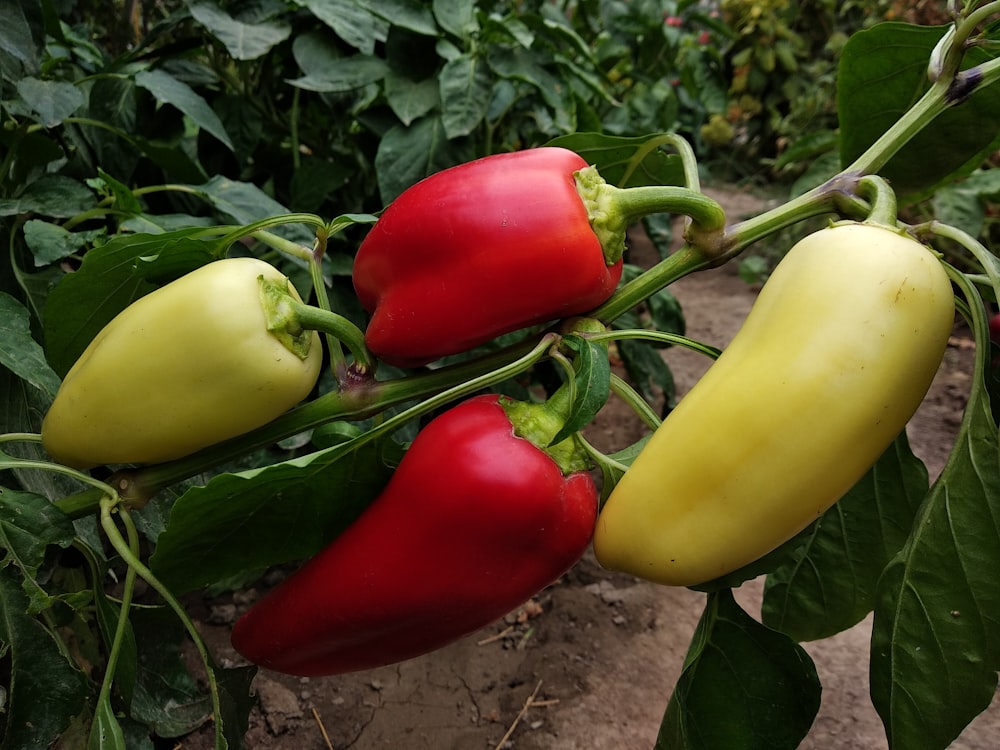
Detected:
[
  {"left": 258, "top": 276, "right": 316, "bottom": 360},
  {"left": 500, "top": 396, "right": 590, "bottom": 476},
  {"left": 575, "top": 166, "right": 627, "bottom": 266}
]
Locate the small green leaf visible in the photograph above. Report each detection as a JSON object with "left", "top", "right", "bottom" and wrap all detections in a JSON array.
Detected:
[
  {"left": 0, "top": 174, "right": 94, "bottom": 218},
  {"left": 433, "top": 0, "right": 478, "bottom": 39},
  {"left": 549, "top": 336, "right": 611, "bottom": 447},
  {"left": 188, "top": 0, "right": 292, "bottom": 60},
  {"left": 762, "top": 431, "right": 928, "bottom": 642},
  {"left": 23, "top": 219, "right": 103, "bottom": 266},
  {"left": 149, "top": 437, "right": 403, "bottom": 594},
  {"left": 657, "top": 589, "right": 821, "bottom": 750},
  {"left": 88, "top": 696, "right": 127, "bottom": 750},
  {"left": 288, "top": 35, "right": 389, "bottom": 92},
  {"left": 360, "top": 0, "right": 436, "bottom": 36},
  {"left": 385, "top": 70, "right": 439, "bottom": 125},
  {"left": 0, "top": 570, "right": 90, "bottom": 750},
  {"left": 134, "top": 69, "right": 234, "bottom": 151},
  {"left": 0, "top": 292, "right": 62, "bottom": 399},
  {"left": 439, "top": 54, "right": 492, "bottom": 138},
  {"left": 303, "top": 0, "right": 380, "bottom": 54},
  {"left": 545, "top": 132, "right": 688, "bottom": 189},
  {"left": 15, "top": 76, "right": 83, "bottom": 126}
]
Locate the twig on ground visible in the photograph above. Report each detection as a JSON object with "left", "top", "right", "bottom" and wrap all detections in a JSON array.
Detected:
[
  {"left": 313, "top": 707, "right": 335, "bottom": 750},
  {"left": 493, "top": 679, "right": 559, "bottom": 749}
]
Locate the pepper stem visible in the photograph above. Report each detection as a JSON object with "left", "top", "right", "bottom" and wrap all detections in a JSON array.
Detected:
[
  {"left": 574, "top": 167, "right": 728, "bottom": 264},
  {"left": 500, "top": 386, "right": 591, "bottom": 475}
]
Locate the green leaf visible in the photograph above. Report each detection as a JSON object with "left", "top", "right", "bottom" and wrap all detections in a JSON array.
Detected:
[
  {"left": 0, "top": 0, "right": 42, "bottom": 75},
  {"left": 42, "top": 229, "right": 219, "bottom": 377},
  {"left": 89, "top": 696, "right": 127, "bottom": 750},
  {"left": 149, "top": 437, "right": 403, "bottom": 594},
  {"left": 374, "top": 116, "right": 473, "bottom": 203},
  {"left": 549, "top": 336, "right": 611, "bottom": 446},
  {"left": 838, "top": 23, "right": 1000, "bottom": 201},
  {"left": 656, "top": 589, "right": 821, "bottom": 750},
  {"left": 433, "top": 0, "right": 477, "bottom": 39},
  {"left": 932, "top": 168, "right": 1000, "bottom": 239},
  {"left": 545, "top": 132, "right": 688, "bottom": 189},
  {"left": 0, "top": 570, "right": 90, "bottom": 750},
  {"left": 762, "top": 431, "right": 928, "bottom": 642},
  {"left": 303, "top": 0, "right": 380, "bottom": 54},
  {"left": 0, "top": 487, "right": 77, "bottom": 613},
  {"left": 0, "top": 292, "right": 61, "bottom": 400},
  {"left": 0, "top": 174, "right": 94, "bottom": 218},
  {"left": 15, "top": 76, "right": 83, "bottom": 126},
  {"left": 870, "top": 275, "right": 1000, "bottom": 750},
  {"left": 359, "top": 0, "right": 436, "bottom": 36},
  {"left": 134, "top": 69, "right": 234, "bottom": 151},
  {"left": 23, "top": 219, "right": 103, "bottom": 266},
  {"left": 439, "top": 53, "right": 492, "bottom": 138},
  {"left": 128, "top": 606, "right": 212, "bottom": 737},
  {"left": 384, "top": 70, "right": 439, "bottom": 125},
  {"left": 188, "top": 0, "right": 292, "bottom": 60},
  {"left": 215, "top": 664, "right": 257, "bottom": 749},
  {"left": 289, "top": 53, "right": 389, "bottom": 92}
]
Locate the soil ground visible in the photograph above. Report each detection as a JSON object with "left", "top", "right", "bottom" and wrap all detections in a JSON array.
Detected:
[{"left": 183, "top": 186, "right": 998, "bottom": 749}]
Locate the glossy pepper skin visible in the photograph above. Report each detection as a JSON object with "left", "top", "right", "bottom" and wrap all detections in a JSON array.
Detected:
[
  {"left": 352, "top": 147, "right": 624, "bottom": 367},
  {"left": 594, "top": 223, "right": 955, "bottom": 587},
  {"left": 42, "top": 257, "right": 322, "bottom": 469},
  {"left": 230, "top": 394, "right": 597, "bottom": 676}
]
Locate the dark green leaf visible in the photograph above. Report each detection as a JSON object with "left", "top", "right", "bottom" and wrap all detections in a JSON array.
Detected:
[
  {"left": 149, "top": 437, "right": 403, "bottom": 594},
  {"left": 134, "top": 69, "right": 234, "bottom": 151},
  {"left": 931, "top": 168, "right": 1000, "bottom": 239},
  {"left": 288, "top": 35, "right": 389, "bottom": 92},
  {"left": 359, "top": 0, "right": 436, "bottom": 36},
  {"left": 617, "top": 338, "right": 676, "bottom": 407},
  {"left": 439, "top": 54, "right": 491, "bottom": 138},
  {"left": 89, "top": 696, "right": 127, "bottom": 750},
  {"left": 656, "top": 589, "right": 821, "bottom": 750},
  {"left": 549, "top": 336, "right": 611, "bottom": 446},
  {"left": 23, "top": 219, "right": 103, "bottom": 266},
  {"left": 433, "top": 0, "right": 477, "bottom": 39},
  {"left": 384, "top": 70, "right": 439, "bottom": 126},
  {"left": 762, "top": 431, "right": 928, "bottom": 642},
  {"left": 0, "top": 174, "right": 94, "bottom": 218},
  {"left": 0, "top": 292, "right": 61, "bottom": 399},
  {"left": 838, "top": 23, "right": 1000, "bottom": 201},
  {"left": 42, "top": 229, "right": 219, "bottom": 377},
  {"left": 303, "top": 0, "right": 380, "bottom": 54},
  {"left": 15, "top": 76, "right": 83, "bottom": 126},
  {"left": 214, "top": 664, "right": 257, "bottom": 750},
  {"left": 374, "top": 116, "right": 473, "bottom": 203},
  {"left": 95, "top": 168, "right": 143, "bottom": 215},
  {"left": 871, "top": 387, "right": 1000, "bottom": 746},
  {"left": 188, "top": 0, "right": 292, "bottom": 60},
  {"left": 545, "top": 132, "right": 687, "bottom": 189},
  {"left": 0, "top": 0, "right": 42, "bottom": 76},
  {"left": 0, "top": 487, "right": 76, "bottom": 613},
  {"left": 0, "top": 570, "right": 90, "bottom": 750},
  {"left": 128, "top": 606, "right": 212, "bottom": 737}
]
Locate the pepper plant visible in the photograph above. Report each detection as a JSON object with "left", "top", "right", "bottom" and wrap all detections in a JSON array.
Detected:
[{"left": 3, "top": 3, "right": 1000, "bottom": 750}]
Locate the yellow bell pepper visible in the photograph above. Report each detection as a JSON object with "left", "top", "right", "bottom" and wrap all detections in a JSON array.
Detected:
[
  {"left": 42, "top": 257, "right": 322, "bottom": 469},
  {"left": 593, "top": 223, "right": 955, "bottom": 586}
]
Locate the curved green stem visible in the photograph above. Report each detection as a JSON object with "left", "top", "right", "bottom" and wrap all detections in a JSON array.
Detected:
[
  {"left": 619, "top": 133, "right": 701, "bottom": 191},
  {"left": 304, "top": 227, "right": 349, "bottom": 379},
  {"left": 591, "top": 244, "right": 709, "bottom": 322},
  {"left": 856, "top": 175, "right": 899, "bottom": 227},
  {"left": 590, "top": 328, "right": 722, "bottom": 360},
  {"left": 919, "top": 221, "right": 1000, "bottom": 298},
  {"left": 609, "top": 373, "right": 662, "bottom": 432},
  {"left": 99, "top": 498, "right": 226, "bottom": 747},
  {"left": 91, "top": 495, "right": 138, "bottom": 748},
  {"left": 287, "top": 298, "right": 373, "bottom": 375}
]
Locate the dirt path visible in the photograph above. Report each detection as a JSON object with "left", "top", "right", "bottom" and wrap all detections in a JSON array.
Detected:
[{"left": 185, "top": 186, "right": 997, "bottom": 749}]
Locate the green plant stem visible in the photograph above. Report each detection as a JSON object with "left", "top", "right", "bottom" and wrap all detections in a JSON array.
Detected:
[
  {"left": 619, "top": 133, "right": 701, "bottom": 191},
  {"left": 287, "top": 298, "right": 372, "bottom": 374},
  {"left": 857, "top": 176, "right": 899, "bottom": 227},
  {"left": 590, "top": 244, "right": 709, "bottom": 322},
  {"left": 90, "top": 495, "right": 138, "bottom": 747},
  {"left": 921, "top": 221, "right": 1000, "bottom": 296},
  {"left": 305, "top": 226, "right": 350, "bottom": 379},
  {"left": 589, "top": 328, "right": 722, "bottom": 360},
  {"left": 98, "top": 497, "right": 226, "bottom": 747},
  {"left": 58, "top": 335, "right": 554, "bottom": 511},
  {"left": 609, "top": 373, "right": 662, "bottom": 431}
]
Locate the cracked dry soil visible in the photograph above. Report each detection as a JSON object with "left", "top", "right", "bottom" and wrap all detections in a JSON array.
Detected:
[{"left": 181, "top": 187, "right": 1000, "bottom": 749}]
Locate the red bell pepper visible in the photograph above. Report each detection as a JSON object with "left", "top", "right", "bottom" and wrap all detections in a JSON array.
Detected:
[
  {"left": 230, "top": 394, "right": 597, "bottom": 676},
  {"left": 352, "top": 147, "right": 624, "bottom": 367}
]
